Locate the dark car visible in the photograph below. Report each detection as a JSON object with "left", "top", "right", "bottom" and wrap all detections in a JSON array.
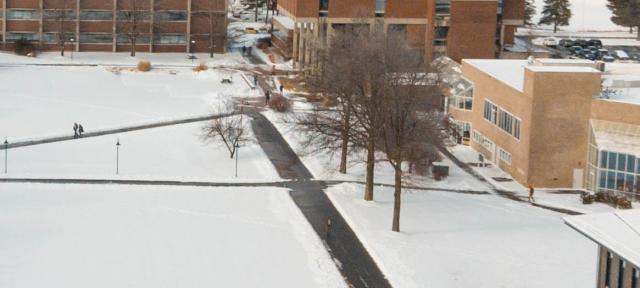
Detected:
[
  {"left": 584, "top": 53, "right": 597, "bottom": 60},
  {"left": 570, "top": 46, "right": 583, "bottom": 55},
  {"left": 588, "top": 39, "right": 603, "bottom": 48},
  {"left": 559, "top": 39, "right": 574, "bottom": 47},
  {"left": 602, "top": 55, "right": 615, "bottom": 62},
  {"left": 574, "top": 39, "right": 589, "bottom": 47}
]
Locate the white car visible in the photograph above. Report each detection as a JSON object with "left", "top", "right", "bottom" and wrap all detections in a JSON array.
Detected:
[
  {"left": 615, "top": 50, "right": 630, "bottom": 60},
  {"left": 542, "top": 38, "right": 558, "bottom": 47}
]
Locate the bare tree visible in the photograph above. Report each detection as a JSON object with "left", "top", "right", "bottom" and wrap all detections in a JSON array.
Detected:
[
  {"left": 202, "top": 105, "right": 248, "bottom": 159},
  {"left": 205, "top": 0, "right": 224, "bottom": 58},
  {"left": 117, "top": 0, "right": 150, "bottom": 57},
  {"left": 44, "top": 0, "right": 76, "bottom": 56}
]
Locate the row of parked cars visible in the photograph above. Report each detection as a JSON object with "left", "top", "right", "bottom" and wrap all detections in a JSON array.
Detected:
[{"left": 542, "top": 37, "right": 631, "bottom": 62}]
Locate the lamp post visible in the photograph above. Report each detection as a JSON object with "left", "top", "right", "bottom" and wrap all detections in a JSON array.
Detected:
[
  {"left": 69, "top": 37, "right": 75, "bottom": 62},
  {"left": 189, "top": 39, "right": 196, "bottom": 64},
  {"left": 116, "top": 138, "right": 121, "bottom": 175},
  {"left": 3, "top": 138, "right": 8, "bottom": 174},
  {"left": 235, "top": 142, "right": 240, "bottom": 178}
]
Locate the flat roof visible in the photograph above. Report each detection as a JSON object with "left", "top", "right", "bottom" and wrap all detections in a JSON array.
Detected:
[
  {"left": 535, "top": 58, "right": 596, "bottom": 65},
  {"left": 463, "top": 59, "right": 600, "bottom": 92},
  {"left": 564, "top": 210, "right": 640, "bottom": 268},
  {"left": 602, "top": 63, "right": 640, "bottom": 105}
]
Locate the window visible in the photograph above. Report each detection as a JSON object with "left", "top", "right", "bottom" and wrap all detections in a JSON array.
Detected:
[
  {"left": 472, "top": 130, "right": 482, "bottom": 143},
  {"left": 434, "top": 27, "right": 449, "bottom": 40},
  {"left": 628, "top": 155, "right": 637, "bottom": 173},
  {"left": 436, "top": 0, "right": 451, "bottom": 14},
  {"left": 42, "top": 32, "right": 75, "bottom": 43},
  {"left": 43, "top": 10, "right": 76, "bottom": 20},
  {"left": 319, "top": 0, "right": 329, "bottom": 12},
  {"left": 599, "top": 170, "right": 607, "bottom": 189},
  {"left": 154, "top": 34, "right": 187, "bottom": 44},
  {"left": 6, "top": 32, "right": 38, "bottom": 41},
  {"left": 7, "top": 9, "right": 39, "bottom": 20},
  {"left": 632, "top": 268, "right": 638, "bottom": 288},
  {"left": 601, "top": 151, "right": 609, "bottom": 169},
  {"left": 609, "top": 152, "right": 617, "bottom": 170},
  {"left": 499, "top": 148, "right": 512, "bottom": 165},
  {"left": 375, "top": 0, "right": 385, "bottom": 13},
  {"left": 117, "top": 10, "right": 150, "bottom": 21},
  {"left": 79, "top": 33, "right": 113, "bottom": 43},
  {"left": 619, "top": 260, "right": 625, "bottom": 288},
  {"left": 117, "top": 34, "right": 151, "bottom": 44},
  {"left": 155, "top": 11, "right": 188, "bottom": 22},
  {"left": 80, "top": 10, "right": 113, "bottom": 21},
  {"left": 498, "top": 110, "right": 513, "bottom": 135},
  {"left": 618, "top": 153, "right": 626, "bottom": 171},
  {"left": 605, "top": 252, "right": 612, "bottom": 287},
  {"left": 513, "top": 118, "right": 521, "bottom": 140},
  {"left": 483, "top": 101, "right": 497, "bottom": 124}
]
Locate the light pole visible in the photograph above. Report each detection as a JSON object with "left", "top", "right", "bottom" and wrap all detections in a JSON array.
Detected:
[
  {"left": 3, "top": 138, "right": 8, "bottom": 174},
  {"left": 69, "top": 37, "right": 75, "bottom": 62},
  {"left": 235, "top": 142, "right": 240, "bottom": 178},
  {"left": 116, "top": 138, "right": 121, "bottom": 175},
  {"left": 189, "top": 39, "right": 197, "bottom": 64}
]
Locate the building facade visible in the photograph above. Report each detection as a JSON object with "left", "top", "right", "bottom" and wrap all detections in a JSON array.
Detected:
[
  {"left": 271, "top": 0, "right": 524, "bottom": 67},
  {"left": 448, "top": 58, "right": 640, "bottom": 200},
  {"left": 0, "top": 0, "right": 227, "bottom": 53}
]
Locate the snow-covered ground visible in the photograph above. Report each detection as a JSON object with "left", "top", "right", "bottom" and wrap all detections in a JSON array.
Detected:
[
  {"left": 0, "top": 183, "right": 346, "bottom": 288},
  {"left": 263, "top": 107, "right": 491, "bottom": 191},
  {"left": 533, "top": 0, "right": 624, "bottom": 31},
  {"left": 0, "top": 64, "right": 260, "bottom": 140},
  {"left": 0, "top": 51, "right": 249, "bottom": 66},
  {"left": 326, "top": 183, "right": 598, "bottom": 288},
  {"left": 2, "top": 121, "right": 279, "bottom": 182}
]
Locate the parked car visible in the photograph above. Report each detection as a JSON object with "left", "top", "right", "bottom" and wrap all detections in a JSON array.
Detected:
[
  {"left": 602, "top": 55, "right": 616, "bottom": 62},
  {"left": 615, "top": 50, "right": 630, "bottom": 60},
  {"left": 543, "top": 38, "right": 558, "bottom": 47},
  {"left": 559, "top": 39, "right": 575, "bottom": 47},
  {"left": 588, "top": 39, "right": 603, "bottom": 48},
  {"left": 574, "top": 39, "right": 589, "bottom": 47},
  {"left": 258, "top": 27, "right": 269, "bottom": 34},
  {"left": 570, "top": 46, "right": 584, "bottom": 55},
  {"left": 244, "top": 27, "right": 257, "bottom": 34},
  {"left": 598, "top": 48, "right": 610, "bottom": 56},
  {"left": 584, "top": 53, "right": 597, "bottom": 61}
]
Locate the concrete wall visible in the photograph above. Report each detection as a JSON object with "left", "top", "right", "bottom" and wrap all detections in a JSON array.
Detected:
[{"left": 591, "top": 99, "right": 640, "bottom": 125}]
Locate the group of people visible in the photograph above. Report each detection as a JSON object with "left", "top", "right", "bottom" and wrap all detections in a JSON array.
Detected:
[{"left": 73, "top": 123, "right": 85, "bottom": 138}]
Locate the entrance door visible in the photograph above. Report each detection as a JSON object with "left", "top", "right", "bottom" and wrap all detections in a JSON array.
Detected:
[{"left": 573, "top": 169, "right": 584, "bottom": 189}]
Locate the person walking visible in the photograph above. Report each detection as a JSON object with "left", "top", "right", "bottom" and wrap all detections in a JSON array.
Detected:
[
  {"left": 78, "top": 124, "right": 84, "bottom": 138},
  {"left": 242, "top": 45, "right": 246, "bottom": 55},
  {"left": 254, "top": 76, "right": 258, "bottom": 87},
  {"left": 325, "top": 217, "right": 332, "bottom": 239},
  {"left": 73, "top": 123, "right": 79, "bottom": 139},
  {"left": 528, "top": 183, "right": 535, "bottom": 203},
  {"left": 279, "top": 84, "right": 284, "bottom": 95},
  {"left": 265, "top": 90, "right": 271, "bottom": 105}
]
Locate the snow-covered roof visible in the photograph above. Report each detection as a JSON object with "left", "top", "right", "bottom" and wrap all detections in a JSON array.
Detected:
[
  {"left": 601, "top": 63, "right": 640, "bottom": 105},
  {"left": 564, "top": 209, "right": 640, "bottom": 268},
  {"left": 592, "top": 120, "right": 640, "bottom": 157},
  {"left": 534, "top": 58, "right": 595, "bottom": 65},
  {"left": 272, "top": 15, "right": 295, "bottom": 31},
  {"left": 463, "top": 59, "right": 601, "bottom": 93}
]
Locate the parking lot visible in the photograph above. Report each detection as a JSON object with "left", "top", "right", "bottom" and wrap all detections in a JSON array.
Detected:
[{"left": 523, "top": 36, "right": 640, "bottom": 62}]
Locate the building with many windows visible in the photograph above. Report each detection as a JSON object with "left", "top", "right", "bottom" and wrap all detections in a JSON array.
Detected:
[
  {"left": 448, "top": 58, "right": 640, "bottom": 200},
  {"left": 271, "top": 0, "right": 524, "bottom": 67},
  {"left": 565, "top": 210, "right": 640, "bottom": 288},
  {"left": 0, "top": 0, "right": 227, "bottom": 53}
]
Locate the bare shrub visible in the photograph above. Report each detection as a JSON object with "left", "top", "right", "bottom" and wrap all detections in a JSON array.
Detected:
[
  {"left": 269, "top": 95, "right": 291, "bottom": 112},
  {"left": 193, "top": 63, "right": 209, "bottom": 72},
  {"left": 137, "top": 61, "right": 152, "bottom": 72}
]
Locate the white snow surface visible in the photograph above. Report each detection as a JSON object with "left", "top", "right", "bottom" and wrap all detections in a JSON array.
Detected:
[
  {"left": 1, "top": 121, "right": 280, "bottom": 182},
  {"left": 0, "top": 65, "right": 260, "bottom": 140},
  {"left": 327, "top": 183, "right": 598, "bottom": 288},
  {"left": 0, "top": 183, "right": 347, "bottom": 288},
  {"left": 533, "top": 0, "right": 623, "bottom": 31}
]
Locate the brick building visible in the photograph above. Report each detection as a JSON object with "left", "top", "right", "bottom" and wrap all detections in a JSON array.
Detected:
[
  {"left": 448, "top": 58, "right": 640, "bottom": 200},
  {"left": 270, "top": 0, "right": 524, "bottom": 67},
  {"left": 0, "top": 0, "right": 227, "bottom": 53}
]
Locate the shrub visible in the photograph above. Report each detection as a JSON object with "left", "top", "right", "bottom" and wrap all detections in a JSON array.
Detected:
[
  {"left": 193, "top": 62, "right": 208, "bottom": 72},
  {"left": 322, "top": 96, "right": 338, "bottom": 107},
  {"left": 594, "top": 191, "right": 606, "bottom": 202},
  {"left": 616, "top": 197, "right": 633, "bottom": 209},
  {"left": 269, "top": 95, "right": 291, "bottom": 112},
  {"left": 137, "top": 60, "right": 152, "bottom": 72},
  {"left": 581, "top": 193, "right": 595, "bottom": 204},
  {"left": 14, "top": 38, "right": 35, "bottom": 56}
]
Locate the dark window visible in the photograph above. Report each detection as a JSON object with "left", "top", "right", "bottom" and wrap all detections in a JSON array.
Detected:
[
  {"left": 80, "top": 33, "right": 113, "bottom": 44},
  {"left": 628, "top": 155, "right": 637, "bottom": 173},
  {"left": 7, "top": 9, "right": 39, "bottom": 20},
  {"left": 436, "top": 0, "right": 451, "bottom": 14},
  {"left": 6, "top": 32, "right": 38, "bottom": 41},
  {"left": 319, "top": 0, "right": 329, "bottom": 11},
  {"left": 80, "top": 10, "right": 113, "bottom": 21},
  {"left": 609, "top": 152, "right": 617, "bottom": 170},
  {"left": 117, "top": 34, "right": 151, "bottom": 44},
  {"left": 434, "top": 26, "right": 449, "bottom": 40},
  {"left": 43, "top": 10, "right": 76, "bottom": 20},
  {"left": 606, "top": 252, "right": 612, "bottom": 286},
  {"left": 153, "top": 34, "right": 187, "bottom": 44},
  {"left": 43, "top": 32, "right": 75, "bottom": 43},
  {"left": 607, "top": 171, "right": 616, "bottom": 189},
  {"left": 599, "top": 170, "right": 607, "bottom": 188},
  {"left": 619, "top": 260, "right": 625, "bottom": 288},
  {"left": 601, "top": 151, "right": 608, "bottom": 169},
  {"left": 618, "top": 153, "right": 626, "bottom": 171},
  {"left": 155, "top": 11, "right": 188, "bottom": 22},
  {"left": 632, "top": 268, "right": 638, "bottom": 288},
  {"left": 117, "top": 10, "right": 150, "bottom": 21}
]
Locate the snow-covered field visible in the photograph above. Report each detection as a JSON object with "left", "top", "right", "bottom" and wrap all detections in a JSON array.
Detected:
[
  {"left": 0, "top": 183, "right": 346, "bottom": 288},
  {"left": 3, "top": 121, "right": 279, "bottom": 182},
  {"left": 533, "top": 0, "right": 623, "bottom": 31},
  {"left": 327, "top": 183, "right": 598, "bottom": 288},
  {"left": 0, "top": 64, "right": 260, "bottom": 140}
]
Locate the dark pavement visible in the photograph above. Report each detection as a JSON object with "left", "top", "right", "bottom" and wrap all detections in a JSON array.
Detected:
[{"left": 249, "top": 110, "right": 392, "bottom": 288}]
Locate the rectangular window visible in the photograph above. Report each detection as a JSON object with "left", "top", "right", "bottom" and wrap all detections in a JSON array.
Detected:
[
  {"left": 607, "top": 171, "right": 616, "bottom": 189},
  {"left": 116, "top": 34, "right": 151, "bottom": 44},
  {"left": 6, "top": 32, "right": 38, "bottom": 41},
  {"left": 117, "top": 10, "right": 150, "bottom": 21},
  {"left": 513, "top": 118, "right": 521, "bottom": 140},
  {"left": 499, "top": 148, "right": 512, "bottom": 165},
  {"left": 436, "top": 0, "right": 451, "bottom": 14},
  {"left": 43, "top": 10, "right": 76, "bottom": 20},
  {"left": 375, "top": 0, "right": 385, "bottom": 13},
  {"left": 483, "top": 101, "right": 497, "bottom": 124},
  {"left": 599, "top": 170, "right": 607, "bottom": 189},
  {"left": 618, "top": 154, "right": 626, "bottom": 171},
  {"left": 609, "top": 152, "right": 617, "bottom": 171},
  {"left": 154, "top": 11, "right": 188, "bottom": 22},
  {"left": 472, "top": 130, "right": 482, "bottom": 143},
  {"left": 79, "top": 33, "right": 113, "bottom": 44},
  {"left": 617, "top": 172, "right": 625, "bottom": 191},
  {"left": 619, "top": 260, "right": 625, "bottom": 288},
  {"left": 80, "top": 10, "right": 113, "bottom": 21},
  {"left": 498, "top": 109, "right": 513, "bottom": 135},
  {"left": 153, "top": 34, "right": 187, "bottom": 44},
  {"left": 601, "top": 151, "right": 608, "bottom": 169},
  {"left": 625, "top": 174, "right": 635, "bottom": 192},
  {"left": 7, "top": 9, "right": 39, "bottom": 20},
  {"left": 628, "top": 155, "right": 637, "bottom": 173},
  {"left": 319, "top": 0, "right": 329, "bottom": 12},
  {"left": 632, "top": 268, "right": 638, "bottom": 288},
  {"left": 605, "top": 252, "right": 612, "bottom": 287},
  {"left": 42, "top": 32, "right": 74, "bottom": 43}
]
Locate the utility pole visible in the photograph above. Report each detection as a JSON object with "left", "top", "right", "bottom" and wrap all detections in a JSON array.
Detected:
[{"left": 116, "top": 138, "right": 120, "bottom": 175}]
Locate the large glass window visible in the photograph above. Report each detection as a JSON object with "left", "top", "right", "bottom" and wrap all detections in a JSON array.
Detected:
[
  {"left": 376, "top": 0, "right": 385, "bottom": 13},
  {"left": 116, "top": 34, "right": 151, "bottom": 44},
  {"left": 498, "top": 110, "right": 513, "bottom": 135},
  {"left": 483, "top": 101, "right": 497, "bottom": 124},
  {"left": 6, "top": 32, "right": 38, "bottom": 41},
  {"left": 7, "top": 9, "right": 39, "bottom": 20},
  {"left": 514, "top": 118, "right": 521, "bottom": 140},
  {"left": 436, "top": 0, "right": 451, "bottom": 14},
  {"left": 601, "top": 151, "right": 608, "bottom": 169},
  {"left": 117, "top": 11, "right": 150, "bottom": 21},
  {"left": 154, "top": 11, "right": 188, "bottom": 22},
  {"left": 153, "top": 34, "right": 187, "bottom": 44},
  {"left": 43, "top": 10, "right": 76, "bottom": 20},
  {"left": 80, "top": 10, "right": 113, "bottom": 21},
  {"left": 319, "top": 0, "right": 329, "bottom": 12},
  {"left": 609, "top": 152, "right": 617, "bottom": 170},
  {"left": 80, "top": 33, "right": 113, "bottom": 43},
  {"left": 628, "top": 155, "right": 637, "bottom": 173},
  {"left": 618, "top": 154, "right": 626, "bottom": 171}
]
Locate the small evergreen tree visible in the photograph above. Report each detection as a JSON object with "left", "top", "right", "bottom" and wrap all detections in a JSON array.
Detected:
[
  {"left": 607, "top": 0, "right": 640, "bottom": 39},
  {"left": 524, "top": 0, "right": 537, "bottom": 26},
  {"left": 538, "top": 0, "right": 572, "bottom": 33}
]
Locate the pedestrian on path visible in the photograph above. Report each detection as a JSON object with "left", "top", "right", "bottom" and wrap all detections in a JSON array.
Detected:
[
  {"left": 254, "top": 76, "right": 258, "bottom": 87},
  {"left": 242, "top": 45, "right": 246, "bottom": 55},
  {"left": 279, "top": 84, "right": 284, "bottom": 95},
  {"left": 528, "top": 183, "right": 535, "bottom": 203},
  {"left": 325, "top": 217, "right": 332, "bottom": 239},
  {"left": 247, "top": 46, "right": 252, "bottom": 56},
  {"left": 73, "top": 123, "right": 79, "bottom": 139},
  {"left": 78, "top": 124, "right": 84, "bottom": 138},
  {"left": 265, "top": 90, "right": 271, "bottom": 105}
]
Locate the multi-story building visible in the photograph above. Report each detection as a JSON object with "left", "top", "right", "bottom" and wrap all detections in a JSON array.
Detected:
[
  {"left": 0, "top": 0, "right": 227, "bottom": 53},
  {"left": 565, "top": 210, "right": 640, "bottom": 288},
  {"left": 270, "top": 0, "right": 524, "bottom": 66},
  {"left": 448, "top": 58, "right": 640, "bottom": 200}
]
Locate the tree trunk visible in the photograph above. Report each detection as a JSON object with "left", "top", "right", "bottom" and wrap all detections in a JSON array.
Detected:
[
  {"left": 255, "top": 0, "right": 259, "bottom": 22},
  {"left": 637, "top": 27, "right": 640, "bottom": 40},
  {"left": 364, "top": 138, "right": 375, "bottom": 201},
  {"left": 391, "top": 166, "right": 402, "bottom": 232},
  {"left": 61, "top": 44, "right": 65, "bottom": 56},
  {"left": 339, "top": 104, "right": 350, "bottom": 174},
  {"left": 131, "top": 38, "right": 136, "bottom": 57},
  {"left": 630, "top": 26, "right": 634, "bottom": 34},
  {"left": 553, "top": 22, "right": 557, "bottom": 33}
]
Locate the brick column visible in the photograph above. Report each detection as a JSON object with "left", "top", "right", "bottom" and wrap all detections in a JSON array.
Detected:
[
  {"left": 38, "top": 0, "right": 43, "bottom": 43},
  {"left": 186, "top": 0, "right": 192, "bottom": 53},
  {"left": 149, "top": 0, "right": 154, "bottom": 52},
  {"left": 75, "top": 0, "right": 80, "bottom": 52},
  {"left": 112, "top": 0, "right": 117, "bottom": 52},
  {"left": 2, "top": 0, "right": 6, "bottom": 47}
]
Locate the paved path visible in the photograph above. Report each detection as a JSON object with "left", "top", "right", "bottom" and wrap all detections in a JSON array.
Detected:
[{"left": 248, "top": 110, "right": 392, "bottom": 288}]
